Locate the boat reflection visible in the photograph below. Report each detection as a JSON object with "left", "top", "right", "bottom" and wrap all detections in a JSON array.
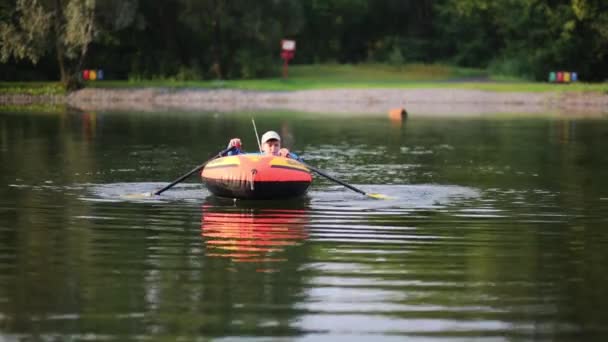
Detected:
[{"left": 201, "top": 198, "right": 309, "bottom": 264}]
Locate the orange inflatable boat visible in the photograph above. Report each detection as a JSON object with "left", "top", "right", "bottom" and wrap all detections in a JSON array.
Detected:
[{"left": 201, "top": 154, "right": 312, "bottom": 199}]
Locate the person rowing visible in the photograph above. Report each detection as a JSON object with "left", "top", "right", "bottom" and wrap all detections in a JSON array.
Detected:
[
  {"left": 226, "top": 130, "right": 301, "bottom": 160},
  {"left": 133, "top": 130, "right": 390, "bottom": 199},
  {"left": 223, "top": 130, "right": 389, "bottom": 199}
]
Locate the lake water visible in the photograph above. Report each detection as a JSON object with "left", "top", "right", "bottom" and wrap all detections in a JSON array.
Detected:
[{"left": 1, "top": 109, "right": 608, "bottom": 341}]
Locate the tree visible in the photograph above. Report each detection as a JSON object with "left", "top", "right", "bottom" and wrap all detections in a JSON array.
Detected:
[
  {"left": 566, "top": 0, "right": 608, "bottom": 80},
  {"left": 434, "top": 0, "right": 608, "bottom": 80},
  {"left": 177, "top": 0, "right": 304, "bottom": 79},
  {"left": 0, "top": 0, "right": 134, "bottom": 89},
  {"left": 0, "top": 0, "right": 51, "bottom": 65}
]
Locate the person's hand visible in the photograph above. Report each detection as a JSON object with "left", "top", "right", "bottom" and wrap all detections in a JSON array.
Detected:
[
  {"left": 228, "top": 138, "right": 242, "bottom": 149},
  {"left": 279, "top": 148, "right": 290, "bottom": 157}
]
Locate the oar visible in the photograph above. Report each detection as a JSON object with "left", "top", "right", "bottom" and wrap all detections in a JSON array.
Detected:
[
  {"left": 291, "top": 154, "right": 392, "bottom": 200},
  {"left": 153, "top": 146, "right": 235, "bottom": 195},
  {"left": 124, "top": 146, "right": 234, "bottom": 198}
]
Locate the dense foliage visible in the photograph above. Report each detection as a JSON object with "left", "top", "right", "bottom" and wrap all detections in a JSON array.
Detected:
[{"left": 1, "top": 0, "right": 607, "bottom": 86}]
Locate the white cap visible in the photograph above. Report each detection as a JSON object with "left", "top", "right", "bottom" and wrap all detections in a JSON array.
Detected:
[{"left": 260, "top": 130, "right": 281, "bottom": 144}]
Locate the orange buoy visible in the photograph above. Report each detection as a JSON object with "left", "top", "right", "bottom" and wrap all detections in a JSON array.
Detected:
[
  {"left": 389, "top": 107, "right": 407, "bottom": 125},
  {"left": 201, "top": 154, "right": 312, "bottom": 199}
]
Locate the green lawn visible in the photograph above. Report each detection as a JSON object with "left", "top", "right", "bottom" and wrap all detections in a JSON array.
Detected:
[
  {"left": 283, "top": 63, "right": 486, "bottom": 81},
  {"left": 2, "top": 64, "right": 607, "bottom": 93},
  {"left": 0, "top": 82, "right": 66, "bottom": 95}
]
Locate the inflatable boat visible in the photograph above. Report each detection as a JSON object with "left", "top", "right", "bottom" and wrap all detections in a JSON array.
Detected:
[{"left": 201, "top": 154, "right": 312, "bottom": 199}]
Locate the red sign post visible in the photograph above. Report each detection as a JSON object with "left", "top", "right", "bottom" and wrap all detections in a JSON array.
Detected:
[{"left": 281, "top": 39, "right": 296, "bottom": 79}]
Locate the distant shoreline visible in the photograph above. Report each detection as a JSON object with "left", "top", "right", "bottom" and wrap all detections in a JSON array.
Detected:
[{"left": 1, "top": 88, "right": 607, "bottom": 115}]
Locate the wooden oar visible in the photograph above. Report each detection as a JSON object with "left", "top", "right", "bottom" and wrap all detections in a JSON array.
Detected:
[
  {"left": 291, "top": 154, "right": 392, "bottom": 200},
  {"left": 124, "top": 146, "right": 234, "bottom": 198}
]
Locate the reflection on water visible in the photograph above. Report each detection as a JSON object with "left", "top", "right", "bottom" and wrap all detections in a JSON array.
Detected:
[
  {"left": 1, "top": 110, "right": 608, "bottom": 340},
  {"left": 202, "top": 202, "right": 309, "bottom": 265}
]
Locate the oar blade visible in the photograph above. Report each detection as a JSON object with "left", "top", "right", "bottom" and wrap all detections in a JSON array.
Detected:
[
  {"left": 122, "top": 192, "right": 154, "bottom": 199},
  {"left": 366, "top": 193, "right": 393, "bottom": 200}
]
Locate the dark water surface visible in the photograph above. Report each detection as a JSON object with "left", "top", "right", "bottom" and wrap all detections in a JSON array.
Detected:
[{"left": 1, "top": 110, "right": 608, "bottom": 341}]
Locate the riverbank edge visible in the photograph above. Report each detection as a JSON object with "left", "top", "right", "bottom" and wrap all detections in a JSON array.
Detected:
[{"left": 1, "top": 88, "right": 607, "bottom": 115}]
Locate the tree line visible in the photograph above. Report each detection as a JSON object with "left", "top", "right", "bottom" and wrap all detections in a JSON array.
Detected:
[{"left": 1, "top": 0, "right": 607, "bottom": 88}]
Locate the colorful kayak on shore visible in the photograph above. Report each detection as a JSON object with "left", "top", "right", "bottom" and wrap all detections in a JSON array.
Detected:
[{"left": 201, "top": 154, "right": 312, "bottom": 199}]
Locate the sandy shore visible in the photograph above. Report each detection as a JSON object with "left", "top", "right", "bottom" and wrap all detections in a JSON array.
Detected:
[{"left": 2, "top": 88, "right": 607, "bottom": 115}]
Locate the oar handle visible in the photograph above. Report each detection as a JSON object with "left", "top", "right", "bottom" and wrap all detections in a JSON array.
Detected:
[
  {"left": 291, "top": 154, "right": 367, "bottom": 196},
  {"left": 154, "top": 146, "right": 235, "bottom": 196}
]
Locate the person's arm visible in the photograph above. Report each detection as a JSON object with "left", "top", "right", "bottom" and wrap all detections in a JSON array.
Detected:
[
  {"left": 226, "top": 138, "right": 242, "bottom": 155},
  {"left": 279, "top": 148, "right": 290, "bottom": 158},
  {"left": 283, "top": 149, "right": 302, "bottom": 161}
]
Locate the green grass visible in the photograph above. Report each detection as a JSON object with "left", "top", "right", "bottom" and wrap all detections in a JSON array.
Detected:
[
  {"left": 94, "top": 78, "right": 607, "bottom": 93},
  {"left": 0, "top": 103, "right": 66, "bottom": 113},
  {"left": 0, "top": 82, "right": 66, "bottom": 95},
  {"left": 457, "top": 82, "right": 608, "bottom": 92},
  {"left": 92, "top": 63, "right": 490, "bottom": 90},
  {"left": 284, "top": 63, "right": 486, "bottom": 81},
  {"left": 2, "top": 64, "right": 608, "bottom": 93}
]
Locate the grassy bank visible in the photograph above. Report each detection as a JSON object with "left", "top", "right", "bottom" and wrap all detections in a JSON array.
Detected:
[
  {"left": 0, "top": 103, "right": 67, "bottom": 113},
  {"left": 2, "top": 64, "right": 607, "bottom": 93},
  {"left": 0, "top": 82, "right": 66, "bottom": 95}
]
